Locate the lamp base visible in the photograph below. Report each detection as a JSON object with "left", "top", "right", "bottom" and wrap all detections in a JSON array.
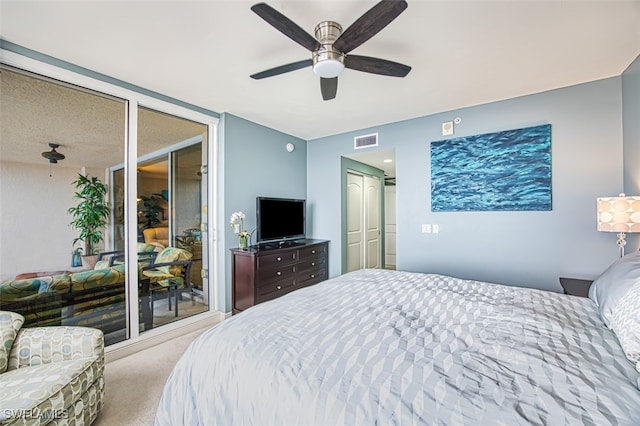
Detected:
[{"left": 617, "top": 232, "right": 627, "bottom": 257}]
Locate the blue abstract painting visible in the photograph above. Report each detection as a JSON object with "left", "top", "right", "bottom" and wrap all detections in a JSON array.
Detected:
[{"left": 431, "top": 124, "right": 551, "bottom": 211}]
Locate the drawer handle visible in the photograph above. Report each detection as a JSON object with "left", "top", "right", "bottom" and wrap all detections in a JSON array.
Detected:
[
  {"left": 276, "top": 271, "right": 282, "bottom": 276},
  {"left": 311, "top": 250, "right": 316, "bottom": 254},
  {"left": 276, "top": 257, "right": 282, "bottom": 261},
  {"left": 276, "top": 285, "right": 281, "bottom": 290},
  {"left": 311, "top": 274, "right": 315, "bottom": 278},
  {"left": 311, "top": 262, "right": 315, "bottom": 266}
]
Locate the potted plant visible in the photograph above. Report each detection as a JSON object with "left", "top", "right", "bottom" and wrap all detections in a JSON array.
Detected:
[
  {"left": 68, "top": 173, "right": 110, "bottom": 268},
  {"left": 139, "top": 193, "right": 165, "bottom": 229}
]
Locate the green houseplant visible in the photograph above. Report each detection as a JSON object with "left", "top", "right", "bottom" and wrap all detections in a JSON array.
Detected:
[
  {"left": 68, "top": 174, "right": 110, "bottom": 265},
  {"left": 139, "top": 193, "right": 165, "bottom": 229}
]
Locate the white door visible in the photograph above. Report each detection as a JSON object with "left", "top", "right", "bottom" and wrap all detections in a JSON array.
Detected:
[
  {"left": 364, "top": 174, "right": 381, "bottom": 268},
  {"left": 346, "top": 171, "right": 381, "bottom": 272},
  {"left": 347, "top": 172, "right": 364, "bottom": 272}
]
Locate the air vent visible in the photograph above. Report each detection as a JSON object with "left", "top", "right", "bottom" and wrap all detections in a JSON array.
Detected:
[{"left": 354, "top": 133, "right": 378, "bottom": 149}]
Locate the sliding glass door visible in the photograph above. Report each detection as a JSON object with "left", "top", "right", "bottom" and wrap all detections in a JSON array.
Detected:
[
  {"left": 0, "top": 58, "right": 218, "bottom": 346},
  {"left": 137, "top": 107, "right": 209, "bottom": 331},
  {"left": 0, "top": 66, "right": 130, "bottom": 345}
]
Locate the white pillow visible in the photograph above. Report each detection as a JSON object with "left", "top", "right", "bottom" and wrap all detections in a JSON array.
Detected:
[
  {"left": 610, "top": 284, "right": 640, "bottom": 363},
  {"left": 588, "top": 250, "right": 640, "bottom": 328}
]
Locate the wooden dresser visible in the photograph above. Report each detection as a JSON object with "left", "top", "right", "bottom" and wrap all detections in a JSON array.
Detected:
[{"left": 231, "top": 239, "right": 329, "bottom": 314}]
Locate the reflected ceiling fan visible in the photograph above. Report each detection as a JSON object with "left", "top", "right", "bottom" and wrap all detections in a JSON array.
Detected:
[{"left": 250, "top": 0, "right": 411, "bottom": 101}]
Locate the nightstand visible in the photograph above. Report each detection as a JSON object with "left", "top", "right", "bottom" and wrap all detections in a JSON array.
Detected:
[{"left": 559, "top": 277, "right": 593, "bottom": 298}]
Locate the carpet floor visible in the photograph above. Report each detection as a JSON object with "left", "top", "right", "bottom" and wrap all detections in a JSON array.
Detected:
[{"left": 94, "top": 328, "right": 205, "bottom": 425}]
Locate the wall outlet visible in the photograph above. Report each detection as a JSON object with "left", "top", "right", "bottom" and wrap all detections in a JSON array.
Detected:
[
  {"left": 433, "top": 224, "right": 440, "bottom": 234},
  {"left": 421, "top": 224, "right": 432, "bottom": 233}
]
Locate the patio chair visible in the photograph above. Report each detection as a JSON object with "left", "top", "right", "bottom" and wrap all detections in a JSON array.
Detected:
[{"left": 140, "top": 247, "right": 193, "bottom": 318}]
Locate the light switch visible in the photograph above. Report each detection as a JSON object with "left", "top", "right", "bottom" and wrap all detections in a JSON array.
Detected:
[
  {"left": 421, "top": 224, "right": 432, "bottom": 233},
  {"left": 433, "top": 224, "right": 440, "bottom": 234}
]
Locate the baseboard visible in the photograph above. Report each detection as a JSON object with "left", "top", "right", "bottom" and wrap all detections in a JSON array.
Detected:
[{"left": 105, "top": 310, "right": 224, "bottom": 363}]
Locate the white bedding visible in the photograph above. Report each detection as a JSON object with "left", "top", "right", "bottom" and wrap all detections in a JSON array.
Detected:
[{"left": 155, "top": 269, "right": 640, "bottom": 425}]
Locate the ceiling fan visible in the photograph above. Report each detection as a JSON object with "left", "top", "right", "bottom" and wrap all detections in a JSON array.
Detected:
[{"left": 249, "top": 0, "right": 411, "bottom": 101}]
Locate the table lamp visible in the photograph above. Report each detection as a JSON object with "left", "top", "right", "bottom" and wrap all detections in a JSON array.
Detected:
[{"left": 597, "top": 194, "right": 640, "bottom": 257}]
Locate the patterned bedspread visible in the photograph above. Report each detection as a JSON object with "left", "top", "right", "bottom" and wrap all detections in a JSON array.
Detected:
[{"left": 155, "top": 269, "right": 640, "bottom": 425}]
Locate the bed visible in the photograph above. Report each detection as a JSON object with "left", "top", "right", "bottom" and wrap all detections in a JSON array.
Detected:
[{"left": 155, "top": 264, "right": 640, "bottom": 425}]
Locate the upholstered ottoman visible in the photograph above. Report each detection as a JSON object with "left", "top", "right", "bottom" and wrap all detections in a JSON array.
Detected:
[{"left": 0, "top": 311, "right": 104, "bottom": 425}]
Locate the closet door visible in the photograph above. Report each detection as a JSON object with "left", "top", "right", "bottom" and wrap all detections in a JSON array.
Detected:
[
  {"left": 346, "top": 171, "right": 381, "bottom": 272},
  {"left": 346, "top": 172, "right": 364, "bottom": 272},
  {"left": 364, "top": 174, "right": 381, "bottom": 269}
]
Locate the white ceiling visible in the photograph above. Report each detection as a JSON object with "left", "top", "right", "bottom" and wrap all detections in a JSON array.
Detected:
[{"left": 1, "top": 0, "right": 639, "bottom": 143}]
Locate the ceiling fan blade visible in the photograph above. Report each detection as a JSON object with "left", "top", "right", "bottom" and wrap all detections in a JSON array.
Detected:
[
  {"left": 345, "top": 55, "right": 411, "bottom": 77},
  {"left": 250, "top": 59, "right": 313, "bottom": 79},
  {"left": 320, "top": 77, "right": 338, "bottom": 101},
  {"left": 333, "top": 0, "right": 407, "bottom": 54},
  {"left": 251, "top": 3, "right": 320, "bottom": 52}
]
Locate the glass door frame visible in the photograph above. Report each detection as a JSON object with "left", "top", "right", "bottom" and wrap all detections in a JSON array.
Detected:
[{"left": 1, "top": 47, "right": 220, "bottom": 346}]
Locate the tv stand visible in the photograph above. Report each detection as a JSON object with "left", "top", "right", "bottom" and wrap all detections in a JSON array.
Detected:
[{"left": 231, "top": 239, "right": 329, "bottom": 314}]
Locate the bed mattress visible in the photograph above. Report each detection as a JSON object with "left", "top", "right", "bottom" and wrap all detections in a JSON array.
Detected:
[{"left": 155, "top": 269, "right": 639, "bottom": 425}]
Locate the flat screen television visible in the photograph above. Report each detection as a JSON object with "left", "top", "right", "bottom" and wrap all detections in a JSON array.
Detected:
[{"left": 256, "top": 197, "right": 306, "bottom": 244}]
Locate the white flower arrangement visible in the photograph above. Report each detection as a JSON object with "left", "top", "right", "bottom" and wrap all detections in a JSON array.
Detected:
[{"left": 230, "top": 211, "right": 248, "bottom": 238}]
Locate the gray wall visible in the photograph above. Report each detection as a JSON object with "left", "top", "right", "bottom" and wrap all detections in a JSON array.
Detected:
[
  {"left": 307, "top": 77, "right": 626, "bottom": 292},
  {"left": 220, "top": 113, "right": 306, "bottom": 311},
  {"left": 622, "top": 54, "right": 640, "bottom": 250}
]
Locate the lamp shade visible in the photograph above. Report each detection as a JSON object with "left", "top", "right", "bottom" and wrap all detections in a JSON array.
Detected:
[{"left": 596, "top": 195, "right": 640, "bottom": 233}]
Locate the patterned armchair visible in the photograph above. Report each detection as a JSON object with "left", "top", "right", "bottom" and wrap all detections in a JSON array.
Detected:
[
  {"left": 0, "top": 311, "right": 104, "bottom": 425},
  {"left": 143, "top": 227, "right": 170, "bottom": 250}
]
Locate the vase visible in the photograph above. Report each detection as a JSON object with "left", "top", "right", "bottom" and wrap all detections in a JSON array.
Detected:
[
  {"left": 238, "top": 235, "right": 249, "bottom": 250},
  {"left": 81, "top": 254, "right": 99, "bottom": 269},
  {"left": 72, "top": 250, "right": 83, "bottom": 267}
]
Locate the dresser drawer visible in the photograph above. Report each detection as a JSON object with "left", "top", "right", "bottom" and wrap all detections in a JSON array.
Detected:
[
  {"left": 298, "top": 244, "right": 326, "bottom": 259},
  {"left": 256, "top": 277, "right": 296, "bottom": 300},
  {"left": 257, "top": 264, "right": 296, "bottom": 283},
  {"left": 297, "top": 255, "right": 326, "bottom": 272},
  {"left": 298, "top": 267, "right": 326, "bottom": 287},
  {"left": 258, "top": 251, "right": 297, "bottom": 268}
]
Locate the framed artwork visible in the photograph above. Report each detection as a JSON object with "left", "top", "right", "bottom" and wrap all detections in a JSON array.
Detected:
[{"left": 431, "top": 124, "right": 551, "bottom": 212}]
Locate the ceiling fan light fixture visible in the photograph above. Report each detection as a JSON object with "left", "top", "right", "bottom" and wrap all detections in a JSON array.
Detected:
[
  {"left": 313, "top": 59, "right": 345, "bottom": 78},
  {"left": 313, "top": 47, "right": 345, "bottom": 78},
  {"left": 41, "top": 143, "right": 65, "bottom": 164}
]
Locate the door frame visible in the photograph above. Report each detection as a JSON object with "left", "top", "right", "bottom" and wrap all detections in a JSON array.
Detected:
[{"left": 340, "top": 156, "right": 385, "bottom": 274}]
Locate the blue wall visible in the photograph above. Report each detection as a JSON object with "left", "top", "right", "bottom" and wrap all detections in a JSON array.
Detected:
[
  {"left": 623, "top": 54, "right": 640, "bottom": 193},
  {"left": 220, "top": 113, "right": 306, "bottom": 311},
  {"left": 307, "top": 78, "right": 626, "bottom": 292},
  {"left": 622, "top": 54, "right": 640, "bottom": 250}
]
